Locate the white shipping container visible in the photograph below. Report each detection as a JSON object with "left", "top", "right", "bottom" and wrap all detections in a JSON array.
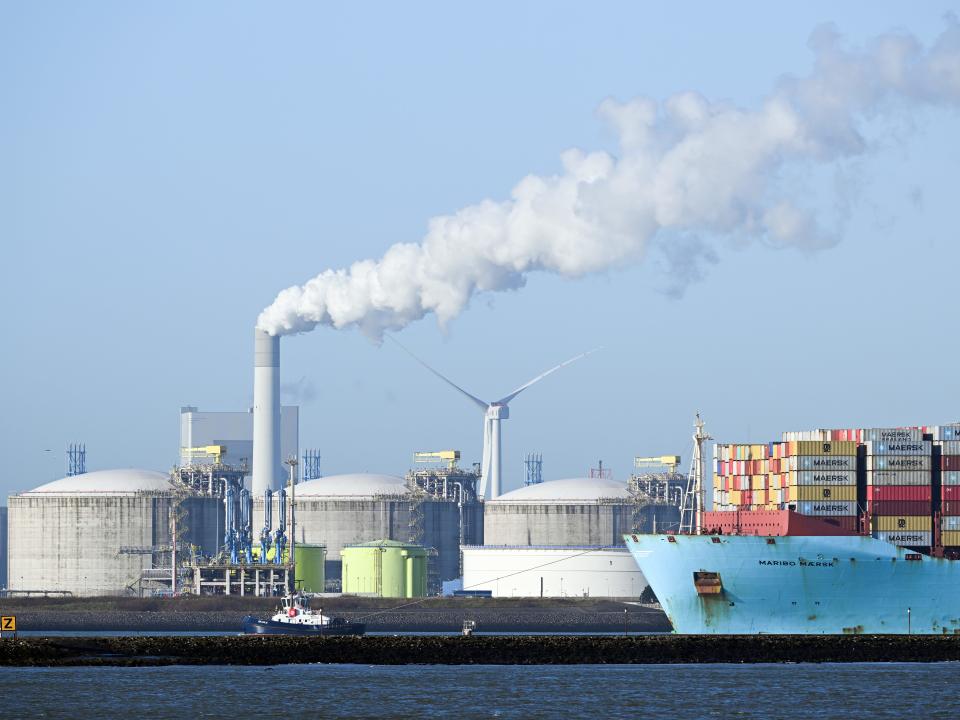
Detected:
[
  {"left": 865, "top": 440, "right": 931, "bottom": 456},
  {"left": 866, "top": 470, "right": 931, "bottom": 486},
  {"left": 866, "top": 455, "right": 931, "bottom": 471},
  {"left": 873, "top": 531, "right": 931, "bottom": 546},
  {"left": 942, "top": 516, "right": 960, "bottom": 531},
  {"left": 781, "top": 430, "right": 830, "bottom": 442},
  {"left": 795, "top": 470, "right": 857, "bottom": 486},
  {"left": 862, "top": 428, "right": 923, "bottom": 443},
  {"left": 795, "top": 455, "right": 857, "bottom": 471},
  {"left": 943, "top": 471, "right": 960, "bottom": 485},
  {"left": 939, "top": 441, "right": 960, "bottom": 455},
  {"left": 796, "top": 500, "right": 858, "bottom": 516}
]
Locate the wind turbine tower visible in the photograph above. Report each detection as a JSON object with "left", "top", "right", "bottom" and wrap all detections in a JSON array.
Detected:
[{"left": 391, "top": 339, "right": 596, "bottom": 499}]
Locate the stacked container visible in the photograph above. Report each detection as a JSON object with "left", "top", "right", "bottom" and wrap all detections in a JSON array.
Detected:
[
  {"left": 713, "top": 443, "right": 774, "bottom": 511},
  {"left": 776, "top": 440, "right": 859, "bottom": 531},
  {"left": 939, "top": 437, "right": 960, "bottom": 547},
  {"left": 865, "top": 428, "right": 932, "bottom": 547}
]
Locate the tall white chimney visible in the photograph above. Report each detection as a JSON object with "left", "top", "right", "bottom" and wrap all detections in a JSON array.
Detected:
[{"left": 252, "top": 328, "right": 281, "bottom": 495}]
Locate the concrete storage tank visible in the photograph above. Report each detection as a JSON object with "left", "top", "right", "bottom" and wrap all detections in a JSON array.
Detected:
[
  {"left": 483, "top": 477, "right": 639, "bottom": 546},
  {"left": 341, "top": 539, "right": 428, "bottom": 597},
  {"left": 7, "top": 469, "right": 221, "bottom": 596},
  {"left": 254, "top": 473, "right": 460, "bottom": 589}
]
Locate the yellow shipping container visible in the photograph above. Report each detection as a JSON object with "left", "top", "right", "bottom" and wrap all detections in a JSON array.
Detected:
[
  {"left": 871, "top": 515, "right": 931, "bottom": 532},
  {"left": 942, "top": 531, "right": 960, "bottom": 546},
  {"left": 729, "top": 490, "right": 742, "bottom": 505},
  {"left": 796, "top": 485, "right": 857, "bottom": 501},
  {"left": 788, "top": 440, "right": 858, "bottom": 456},
  {"left": 750, "top": 475, "right": 766, "bottom": 490},
  {"left": 783, "top": 485, "right": 797, "bottom": 502}
]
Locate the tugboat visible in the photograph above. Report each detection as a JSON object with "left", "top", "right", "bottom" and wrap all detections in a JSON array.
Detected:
[{"left": 242, "top": 593, "right": 366, "bottom": 636}]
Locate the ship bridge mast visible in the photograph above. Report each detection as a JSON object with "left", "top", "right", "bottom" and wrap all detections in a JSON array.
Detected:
[{"left": 680, "top": 413, "right": 712, "bottom": 535}]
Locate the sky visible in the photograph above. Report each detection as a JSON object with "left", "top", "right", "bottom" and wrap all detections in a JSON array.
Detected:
[{"left": 1, "top": 2, "right": 959, "bottom": 496}]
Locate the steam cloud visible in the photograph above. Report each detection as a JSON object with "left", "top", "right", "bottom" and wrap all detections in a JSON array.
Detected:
[{"left": 258, "top": 21, "right": 960, "bottom": 338}]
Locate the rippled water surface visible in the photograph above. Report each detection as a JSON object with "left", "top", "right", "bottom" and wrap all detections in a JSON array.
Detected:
[{"left": 4, "top": 663, "right": 960, "bottom": 719}]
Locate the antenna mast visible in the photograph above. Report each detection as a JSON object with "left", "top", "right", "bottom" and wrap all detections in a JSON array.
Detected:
[{"left": 680, "top": 413, "right": 713, "bottom": 534}]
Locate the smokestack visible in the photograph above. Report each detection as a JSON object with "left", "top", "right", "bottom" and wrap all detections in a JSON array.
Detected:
[{"left": 252, "top": 328, "right": 280, "bottom": 495}]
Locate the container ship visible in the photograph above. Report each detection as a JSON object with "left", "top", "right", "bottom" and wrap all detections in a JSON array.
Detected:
[{"left": 625, "top": 422, "right": 960, "bottom": 634}]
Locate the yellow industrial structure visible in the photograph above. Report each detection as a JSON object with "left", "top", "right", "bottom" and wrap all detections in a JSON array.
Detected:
[
  {"left": 341, "top": 539, "right": 428, "bottom": 598},
  {"left": 413, "top": 450, "right": 461, "bottom": 469},
  {"left": 180, "top": 445, "right": 229, "bottom": 465}
]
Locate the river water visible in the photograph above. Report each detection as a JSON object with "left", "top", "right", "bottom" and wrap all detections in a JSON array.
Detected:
[{"left": 4, "top": 663, "right": 959, "bottom": 719}]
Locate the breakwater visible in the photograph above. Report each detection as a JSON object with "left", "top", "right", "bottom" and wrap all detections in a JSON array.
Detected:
[{"left": 3, "top": 634, "right": 960, "bottom": 666}]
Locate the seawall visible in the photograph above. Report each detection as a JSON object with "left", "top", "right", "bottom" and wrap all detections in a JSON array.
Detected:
[{"left": 3, "top": 635, "right": 960, "bottom": 666}]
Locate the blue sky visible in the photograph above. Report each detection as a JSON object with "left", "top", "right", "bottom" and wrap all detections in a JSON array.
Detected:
[{"left": 2, "top": 2, "right": 958, "bottom": 494}]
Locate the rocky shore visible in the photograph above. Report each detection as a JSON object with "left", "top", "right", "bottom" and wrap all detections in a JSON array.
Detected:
[{"left": 2, "top": 634, "right": 959, "bottom": 666}]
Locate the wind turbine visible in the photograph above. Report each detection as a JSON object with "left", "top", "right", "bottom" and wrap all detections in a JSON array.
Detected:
[{"left": 389, "top": 337, "right": 598, "bottom": 499}]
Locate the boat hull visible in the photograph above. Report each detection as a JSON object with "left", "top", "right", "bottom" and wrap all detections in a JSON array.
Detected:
[
  {"left": 242, "top": 616, "right": 366, "bottom": 636},
  {"left": 624, "top": 533, "right": 960, "bottom": 634}
]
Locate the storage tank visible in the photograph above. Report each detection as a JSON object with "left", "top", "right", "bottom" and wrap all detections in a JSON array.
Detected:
[
  {"left": 294, "top": 544, "right": 326, "bottom": 593},
  {"left": 254, "top": 473, "right": 460, "bottom": 588},
  {"left": 484, "top": 477, "right": 651, "bottom": 546},
  {"left": 341, "top": 539, "right": 428, "bottom": 597},
  {"left": 7, "top": 469, "right": 221, "bottom": 596},
  {"left": 461, "top": 545, "right": 647, "bottom": 598}
]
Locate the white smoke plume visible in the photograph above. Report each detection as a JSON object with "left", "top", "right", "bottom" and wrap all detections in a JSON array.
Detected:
[{"left": 258, "top": 21, "right": 960, "bottom": 338}]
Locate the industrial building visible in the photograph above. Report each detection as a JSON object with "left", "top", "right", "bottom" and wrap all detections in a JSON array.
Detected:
[
  {"left": 461, "top": 545, "right": 647, "bottom": 598},
  {"left": 179, "top": 404, "right": 298, "bottom": 483},
  {"left": 7, "top": 469, "right": 222, "bottom": 596},
  {"left": 0, "top": 507, "right": 7, "bottom": 589},
  {"left": 483, "top": 477, "right": 679, "bottom": 546},
  {"left": 253, "top": 473, "right": 469, "bottom": 591}
]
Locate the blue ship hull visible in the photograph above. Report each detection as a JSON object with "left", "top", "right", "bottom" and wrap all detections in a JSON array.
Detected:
[{"left": 624, "top": 533, "right": 960, "bottom": 634}]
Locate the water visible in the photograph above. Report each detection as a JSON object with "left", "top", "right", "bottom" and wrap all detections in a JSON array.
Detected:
[{"left": 3, "top": 663, "right": 959, "bottom": 718}]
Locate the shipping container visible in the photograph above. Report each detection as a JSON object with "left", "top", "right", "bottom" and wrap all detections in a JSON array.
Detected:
[
  {"left": 795, "top": 455, "right": 857, "bottom": 471},
  {"left": 937, "top": 425, "right": 960, "bottom": 442},
  {"left": 866, "top": 501, "right": 931, "bottom": 516},
  {"left": 943, "top": 486, "right": 960, "bottom": 502},
  {"left": 943, "top": 501, "right": 960, "bottom": 515},
  {"left": 796, "top": 500, "right": 858, "bottom": 516},
  {"left": 941, "top": 516, "right": 960, "bottom": 532},
  {"left": 865, "top": 440, "right": 931, "bottom": 456},
  {"left": 865, "top": 470, "right": 931, "bottom": 486},
  {"left": 789, "top": 440, "right": 858, "bottom": 456},
  {"left": 796, "top": 485, "right": 857, "bottom": 502},
  {"left": 862, "top": 427, "right": 923, "bottom": 443},
  {"left": 866, "top": 456, "right": 931, "bottom": 471},
  {"left": 942, "top": 530, "right": 960, "bottom": 546},
  {"left": 870, "top": 515, "right": 931, "bottom": 532},
  {"left": 792, "top": 470, "right": 857, "bottom": 486},
  {"left": 943, "top": 471, "right": 960, "bottom": 485},
  {"left": 873, "top": 531, "right": 932, "bottom": 546},
  {"left": 938, "top": 441, "right": 960, "bottom": 455},
  {"left": 866, "top": 485, "right": 932, "bottom": 502},
  {"left": 943, "top": 456, "right": 960, "bottom": 471}
]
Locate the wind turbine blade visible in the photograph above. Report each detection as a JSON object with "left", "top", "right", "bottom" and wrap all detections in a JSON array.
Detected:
[
  {"left": 495, "top": 347, "right": 602, "bottom": 405},
  {"left": 386, "top": 334, "right": 489, "bottom": 411}
]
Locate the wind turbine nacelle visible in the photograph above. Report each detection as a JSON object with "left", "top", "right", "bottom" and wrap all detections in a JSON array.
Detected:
[{"left": 487, "top": 404, "right": 509, "bottom": 420}]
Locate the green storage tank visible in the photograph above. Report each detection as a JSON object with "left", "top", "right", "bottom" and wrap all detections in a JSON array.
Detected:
[
  {"left": 341, "top": 539, "right": 428, "bottom": 597},
  {"left": 295, "top": 544, "right": 327, "bottom": 593}
]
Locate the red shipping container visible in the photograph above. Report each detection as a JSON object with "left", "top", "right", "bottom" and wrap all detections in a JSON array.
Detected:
[
  {"left": 866, "top": 485, "right": 932, "bottom": 502},
  {"left": 943, "top": 456, "right": 960, "bottom": 471},
  {"left": 943, "top": 501, "right": 960, "bottom": 515},
  {"left": 816, "top": 515, "right": 860, "bottom": 532},
  {"left": 867, "top": 501, "right": 932, "bottom": 516},
  {"left": 742, "top": 491, "right": 753, "bottom": 506},
  {"left": 943, "top": 486, "right": 960, "bottom": 502}
]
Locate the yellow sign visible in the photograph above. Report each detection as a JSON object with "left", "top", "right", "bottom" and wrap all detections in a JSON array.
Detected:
[{"left": 1, "top": 616, "right": 15, "bottom": 632}]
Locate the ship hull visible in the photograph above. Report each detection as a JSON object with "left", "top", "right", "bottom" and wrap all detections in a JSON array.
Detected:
[
  {"left": 242, "top": 616, "right": 366, "bottom": 636},
  {"left": 624, "top": 533, "right": 960, "bottom": 634}
]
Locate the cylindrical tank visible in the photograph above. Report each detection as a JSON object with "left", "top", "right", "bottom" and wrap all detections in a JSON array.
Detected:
[
  {"left": 483, "top": 477, "right": 679, "bottom": 546},
  {"left": 341, "top": 540, "right": 428, "bottom": 597},
  {"left": 6, "top": 469, "right": 208, "bottom": 596},
  {"left": 253, "top": 473, "right": 460, "bottom": 586},
  {"left": 295, "top": 543, "right": 327, "bottom": 592}
]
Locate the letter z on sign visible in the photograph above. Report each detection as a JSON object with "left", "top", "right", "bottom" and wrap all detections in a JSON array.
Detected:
[{"left": 1, "top": 616, "right": 15, "bottom": 632}]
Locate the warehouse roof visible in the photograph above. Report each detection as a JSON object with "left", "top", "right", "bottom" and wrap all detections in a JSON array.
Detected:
[
  {"left": 26, "top": 469, "right": 172, "bottom": 495},
  {"left": 487, "top": 477, "right": 632, "bottom": 504},
  {"left": 294, "top": 473, "right": 409, "bottom": 499}
]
